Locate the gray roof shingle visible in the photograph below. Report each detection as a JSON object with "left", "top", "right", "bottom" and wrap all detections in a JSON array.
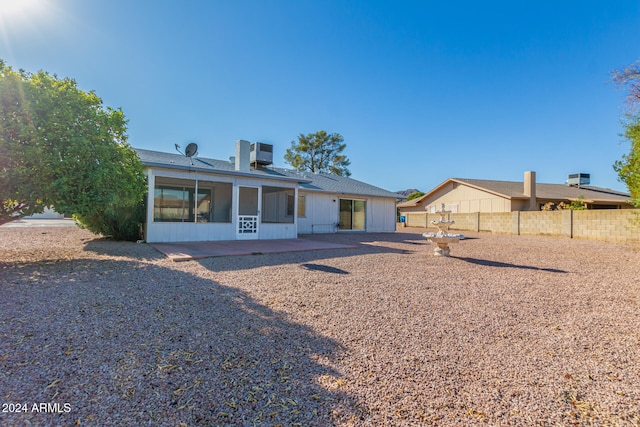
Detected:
[
  {"left": 398, "top": 177, "right": 630, "bottom": 208},
  {"left": 275, "top": 168, "right": 400, "bottom": 198},
  {"left": 454, "top": 178, "right": 630, "bottom": 203},
  {"left": 135, "top": 148, "right": 399, "bottom": 199}
]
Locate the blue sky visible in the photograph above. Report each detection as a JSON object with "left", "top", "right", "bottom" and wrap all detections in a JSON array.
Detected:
[{"left": 2, "top": 0, "right": 639, "bottom": 192}]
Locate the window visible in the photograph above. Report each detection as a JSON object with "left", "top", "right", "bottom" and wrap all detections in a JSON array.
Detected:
[
  {"left": 154, "top": 185, "right": 193, "bottom": 222},
  {"left": 261, "top": 186, "right": 294, "bottom": 223},
  {"left": 195, "top": 188, "right": 213, "bottom": 222},
  {"left": 209, "top": 182, "right": 233, "bottom": 222},
  {"left": 153, "top": 177, "right": 232, "bottom": 223},
  {"left": 339, "top": 198, "right": 366, "bottom": 230},
  {"left": 287, "top": 194, "right": 295, "bottom": 217},
  {"left": 297, "top": 195, "right": 306, "bottom": 217}
]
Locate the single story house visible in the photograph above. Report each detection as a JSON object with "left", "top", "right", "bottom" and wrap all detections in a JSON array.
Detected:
[
  {"left": 136, "top": 141, "right": 399, "bottom": 243},
  {"left": 398, "top": 171, "right": 631, "bottom": 215}
]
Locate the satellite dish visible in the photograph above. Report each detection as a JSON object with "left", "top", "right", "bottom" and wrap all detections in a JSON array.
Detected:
[{"left": 185, "top": 143, "right": 198, "bottom": 158}]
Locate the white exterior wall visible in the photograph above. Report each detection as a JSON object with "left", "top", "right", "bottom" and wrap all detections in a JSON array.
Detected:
[
  {"left": 145, "top": 168, "right": 298, "bottom": 243},
  {"left": 297, "top": 191, "right": 396, "bottom": 234},
  {"left": 259, "top": 223, "right": 297, "bottom": 239},
  {"left": 297, "top": 192, "right": 338, "bottom": 234},
  {"left": 366, "top": 197, "right": 397, "bottom": 232}
]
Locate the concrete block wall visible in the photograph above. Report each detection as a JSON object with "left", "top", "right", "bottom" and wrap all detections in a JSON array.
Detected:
[
  {"left": 405, "top": 212, "right": 429, "bottom": 228},
  {"left": 573, "top": 209, "right": 640, "bottom": 242},
  {"left": 401, "top": 209, "right": 640, "bottom": 243},
  {"left": 478, "top": 212, "right": 512, "bottom": 234},
  {"left": 449, "top": 213, "right": 479, "bottom": 232},
  {"left": 406, "top": 212, "right": 482, "bottom": 232},
  {"left": 519, "top": 211, "right": 564, "bottom": 236}
]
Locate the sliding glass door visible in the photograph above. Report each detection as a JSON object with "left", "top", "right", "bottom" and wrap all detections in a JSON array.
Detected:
[{"left": 339, "top": 199, "right": 365, "bottom": 230}]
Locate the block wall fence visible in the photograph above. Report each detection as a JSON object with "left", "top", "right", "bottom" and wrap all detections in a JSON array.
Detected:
[{"left": 401, "top": 209, "right": 640, "bottom": 243}]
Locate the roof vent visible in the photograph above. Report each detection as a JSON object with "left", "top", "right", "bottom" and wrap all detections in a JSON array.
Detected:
[
  {"left": 250, "top": 142, "right": 273, "bottom": 166},
  {"left": 567, "top": 173, "right": 590, "bottom": 186}
]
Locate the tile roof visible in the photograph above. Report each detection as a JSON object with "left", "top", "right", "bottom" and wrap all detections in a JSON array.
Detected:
[{"left": 135, "top": 148, "right": 399, "bottom": 199}]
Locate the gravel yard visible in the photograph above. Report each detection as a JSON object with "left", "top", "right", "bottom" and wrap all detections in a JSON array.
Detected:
[{"left": 1, "top": 226, "right": 639, "bottom": 426}]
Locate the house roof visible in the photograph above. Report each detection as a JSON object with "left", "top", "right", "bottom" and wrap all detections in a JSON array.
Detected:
[
  {"left": 135, "top": 148, "right": 307, "bottom": 184},
  {"left": 281, "top": 168, "right": 401, "bottom": 199},
  {"left": 135, "top": 148, "right": 399, "bottom": 199},
  {"left": 398, "top": 177, "right": 631, "bottom": 207}
]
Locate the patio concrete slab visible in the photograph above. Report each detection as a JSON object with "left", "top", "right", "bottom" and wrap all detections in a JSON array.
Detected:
[{"left": 150, "top": 238, "right": 358, "bottom": 261}]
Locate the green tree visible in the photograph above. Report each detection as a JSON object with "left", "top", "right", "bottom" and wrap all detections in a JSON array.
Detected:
[
  {"left": 613, "top": 117, "right": 640, "bottom": 207},
  {"left": 284, "top": 130, "right": 351, "bottom": 176},
  {"left": 612, "top": 60, "right": 640, "bottom": 207},
  {"left": 568, "top": 196, "right": 588, "bottom": 210},
  {"left": 406, "top": 191, "right": 425, "bottom": 201},
  {"left": 0, "top": 60, "right": 146, "bottom": 240}
]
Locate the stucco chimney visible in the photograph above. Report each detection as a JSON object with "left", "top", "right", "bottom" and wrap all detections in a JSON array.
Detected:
[
  {"left": 524, "top": 171, "right": 537, "bottom": 211},
  {"left": 235, "top": 140, "right": 250, "bottom": 172}
]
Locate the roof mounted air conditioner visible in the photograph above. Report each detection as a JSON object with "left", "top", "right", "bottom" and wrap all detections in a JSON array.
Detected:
[
  {"left": 250, "top": 142, "right": 273, "bottom": 166},
  {"left": 567, "top": 173, "right": 590, "bottom": 186}
]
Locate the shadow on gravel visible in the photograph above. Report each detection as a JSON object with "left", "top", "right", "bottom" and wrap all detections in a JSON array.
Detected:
[
  {"left": 199, "top": 244, "right": 412, "bottom": 272},
  {"left": 301, "top": 263, "right": 350, "bottom": 274},
  {"left": 0, "top": 257, "right": 364, "bottom": 426},
  {"left": 453, "top": 256, "right": 568, "bottom": 273},
  {"left": 83, "top": 238, "right": 166, "bottom": 261}
]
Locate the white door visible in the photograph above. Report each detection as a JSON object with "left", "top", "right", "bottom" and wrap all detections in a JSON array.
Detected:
[{"left": 237, "top": 186, "right": 259, "bottom": 239}]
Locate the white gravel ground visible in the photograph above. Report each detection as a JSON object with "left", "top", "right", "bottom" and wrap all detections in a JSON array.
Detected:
[{"left": 1, "top": 226, "right": 639, "bottom": 426}]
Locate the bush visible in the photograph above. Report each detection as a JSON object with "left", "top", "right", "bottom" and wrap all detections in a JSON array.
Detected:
[{"left": 74, "top": 202, "right": 145, "bottom": 241}]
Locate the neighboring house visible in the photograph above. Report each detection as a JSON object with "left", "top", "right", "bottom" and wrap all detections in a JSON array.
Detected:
[
  {"left": 398, "top": 171, "right": 631, "bottom": 215},
  {"left": 136, "top": 141, "right": 399, "bottom": 243}
]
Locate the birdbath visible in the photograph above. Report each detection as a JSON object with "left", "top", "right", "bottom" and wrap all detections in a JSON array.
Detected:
[{"left": 422, "top": 204, "right": 464, "bottom": 257}]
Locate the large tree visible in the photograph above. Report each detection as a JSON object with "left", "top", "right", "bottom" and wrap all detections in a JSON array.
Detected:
[
  {"left": 612, "top": 61, "right": 640, "bottom": 207},
  {"left": 613, "top": 117, "right": 640, "bottom": 207},
  {"left": 0, "top": 60, "right": 146, "bottom": 239},
  {"left": 612, "top": 61, "right": 640, "bottom": 111},
  {"left": 284, "top": 130, "right": 351, "bottom": 176}
]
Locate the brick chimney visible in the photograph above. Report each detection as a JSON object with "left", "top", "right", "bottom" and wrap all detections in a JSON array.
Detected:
[
  {"left": 235, "top": 140, "right": 250, "bottom": 172},
  {"left": 524, "top": 171, "right": 537, "bottom": 211}
]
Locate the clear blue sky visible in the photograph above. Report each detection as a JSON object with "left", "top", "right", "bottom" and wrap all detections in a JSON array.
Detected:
[{"left": 2, "top": 0, "right": 639, "bottom": 193}]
